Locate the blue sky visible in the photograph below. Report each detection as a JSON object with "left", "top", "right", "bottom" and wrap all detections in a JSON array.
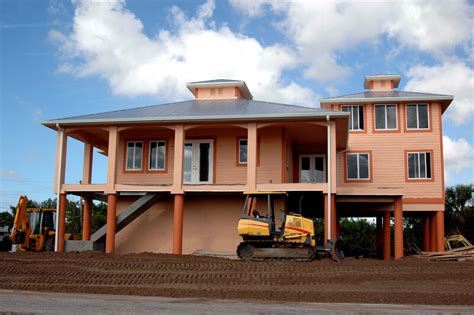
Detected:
[{"left": 0, "top": 0, "right": 473, "bottom": 210}]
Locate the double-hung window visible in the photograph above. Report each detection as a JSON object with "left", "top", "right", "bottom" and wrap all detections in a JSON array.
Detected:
[
  {"left": 347, "top": 153, "right": 370, "bottom": 180},
  {"left": 238, "top": 139, "right": 248, "bottom": 164},
  {"left": 149, "top": 140, "right": 166, "bottom": 171},
  {"left": 341, "top": 105, "right": 364, "bottom": 131},
  {"left": 407, "top": 152, "right": 432, "bottom": 179},
  {"left": 375, "top": 104, "right": 398, "bottom": 130},
  {"left": 406, "top": 104, "right": 429, "bottom": 129},
  {"left": 126, "top": 141, "right": 143, "bottom": 171}
]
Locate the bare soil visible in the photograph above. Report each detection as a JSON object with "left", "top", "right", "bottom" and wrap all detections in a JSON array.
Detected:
[{"left": 1, "top": 251, "right": 473, "bottom": 305}]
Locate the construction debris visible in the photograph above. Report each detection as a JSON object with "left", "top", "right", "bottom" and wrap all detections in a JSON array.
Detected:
[{"left": 416, "top": 245, "right": 474, "bottom": 262}]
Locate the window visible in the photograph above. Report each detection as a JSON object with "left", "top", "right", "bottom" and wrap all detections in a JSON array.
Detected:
[
  {"left": 347, "top": 153, "right": 370, "bottom": 180},
  {"left": 375, "top": 105, "right": 397, "bottom": 130},
  {"left": 299, "top": 155, "right": 326, "bottom": 183},
  {"left": 238, "top": 139, "right": 247, "bottom": 164},
  {"left": 341, "top": 105, "right": 364, "bottom": 131},
  {"left": 407, "top": 152, "right": 432, "bottom": 179},
  {"left": 126, "top": 141, "right": 143, "bottom": 170},
  {"left": 149, "top": 141, "right": 166, "bottom": 170},
  {"left": 406, "top": 104, "right": 429, "bottom": 129}
]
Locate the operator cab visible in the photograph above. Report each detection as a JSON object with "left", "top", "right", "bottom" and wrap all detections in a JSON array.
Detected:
[{"left": 240, "top": 192, "right": 287, "bottom": 235}]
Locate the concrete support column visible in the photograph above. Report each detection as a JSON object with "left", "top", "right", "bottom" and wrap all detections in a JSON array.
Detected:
[
  {"left": 105, "top": 194, "right": 117, "bottom": 254},
  {"left": 57, "top": 193, "right": 67, "bottom": 253},
  {"left": 173, "top": 124, "right": 184, "bottom": 192},
  {"left": 247, "top": 122, "right": 257, "bottom": 191},
  {"left": 422, "top": 215, "right": 430, "bottom": 252},
  {"left": 173, "top": 194, "right": 184, "bottom": 255},
  {"left": 106, "top": 127, "right": 119, "bottom": 194},
  {"left": 394, "top": 197, "right": 404, "bottom": 259},
  {"left": 330, "top": 195, "right": 337, "bottom": 240},
  {"left": 82, "top": 143, "right": 93, "bottom": 185},
  {"left": 82, "top": 197, "right": 92, "bottom": 241},
  {"left": 324, "top": 194, "right": 328, "bottom": 243},
  {"left": 436, "top": 211, "right": 445, "bottom": 252},
  {"left": 430, "top": 212, "right": 437, "bottom": 252},
  {"left": 376, "top": 217, "right": 383, "bottom": 259},
  {"left": 383, "top": 211, "right": 391, "bottom": 260}
]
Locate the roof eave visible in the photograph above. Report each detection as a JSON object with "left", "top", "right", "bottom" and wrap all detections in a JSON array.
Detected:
[{"left": 320, "top": 95, "right": 454, "bottom": 104}]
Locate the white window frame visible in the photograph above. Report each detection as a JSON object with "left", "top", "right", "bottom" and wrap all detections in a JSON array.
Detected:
[
  {"left": 126, "top": 141, "right": 143, "bottom": 171},
  {"left": 346, "top": 153, "right": 370, "bottom": 180},
  {"left": 238, "top": 138, "right": 248, "bottom": 165},
  {"left": 341, "top": 105, "right": 364, "bottom": 131},
  {"left": 407, "top": 152, "right": 432, "bottom": 180},
  {"left": 406, "top": 104, "right": 430, "bottom": 130},
  {"left": 299, "top": 154, "right": 326, "bottom": 183},
  {"left": 148, "top": 140, "right": 166, "bottom": 171},
  {"left": 374, "top": 104, "right": 398, "bottom": 130}
]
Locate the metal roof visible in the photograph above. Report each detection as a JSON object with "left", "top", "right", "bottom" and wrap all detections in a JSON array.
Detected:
[
  {"left": 42, "top": 99, "right": 348, "bottom": 127},
  {"left": 320, "top": 90, "right": 453, "bottom": 104},
  {"left": 364, "top": 74, "right": 401, "bottom": 89}
]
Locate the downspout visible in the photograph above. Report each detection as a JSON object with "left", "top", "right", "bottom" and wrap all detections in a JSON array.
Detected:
[
  {"left": 54, "top": 123, "right": 63, "bottom": 252},
  {"left": 326, "top": 115, "right": 331, "bottom": 244}
]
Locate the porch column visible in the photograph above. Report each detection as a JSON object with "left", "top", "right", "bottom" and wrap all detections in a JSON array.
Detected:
[
  {"left": 422, "top": 215, "right": 430, "bottom": 252},
  {"left": 54, "top": 128, "right": 67, "bottom": 252},
  {"left": 331, "top": 195, "right": 337, "bottom": 239},
  {"left": 57, "top": 193, "right": 67, "bottom": 253},
  {"left": 394, "top": 197, "right": 403, "bottom": 259},
  {"left": 383, "top": 210, "right": 391, "bottom": 260},
  {"left": 376, "top": 216, "right": 383, "bottom": 259},
  {"left": 173, "top": 124, "right": 184, "bottom": 192},
  {"left": 436, "top": 211, "right": 445, "bottom": 252},
  {"left": 82, "top": 197, "right": 92, "bottom": 241},
  {"left": 247, "top": 122, "right": 257, "bottom": 191},
  {"left": 105, "top": 194, "right": 117, "bottom": 254},
  {"left": 324, "top": 194, "right": 328, "bottom": 243},
  {"left": 430, "top": 212, "right": 437, "bottom": 251},
  {"left": 106, "top": 126, "right": 119, "bottom": 193},
  {"left": 173, "top": 194, "right": 185, "bottom": 255},
  {"left": 82, "top": 142, "right": 93, "bottom": 185}
]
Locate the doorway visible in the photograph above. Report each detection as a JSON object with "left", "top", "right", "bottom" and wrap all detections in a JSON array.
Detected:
[{"left": 184, "top": 139, "right": 214, "bottom": 184}]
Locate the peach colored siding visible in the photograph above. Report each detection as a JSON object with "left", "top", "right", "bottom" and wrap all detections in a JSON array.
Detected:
[
  {"left": 335, "top": 103, "right": 444, "bottom": 199},
  {"left": 257, "top": 127, "right": 283, "bottom": 184},
  {"left": 196, "top": 87, "right": 238, "bottom": 99}
]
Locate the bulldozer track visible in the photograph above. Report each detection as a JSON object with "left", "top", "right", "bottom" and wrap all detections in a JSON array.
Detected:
[{"left": 1, "top": 251, "right": 473, "bottom": 305}]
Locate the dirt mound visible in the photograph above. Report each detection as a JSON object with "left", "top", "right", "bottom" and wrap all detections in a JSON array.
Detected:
[{"left": 1, "top": 251, "right": 473, "bottom": 305}]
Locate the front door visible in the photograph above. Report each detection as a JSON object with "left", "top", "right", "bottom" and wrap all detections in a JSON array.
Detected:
[
  {"left": 299, "top": 154, "right": 326, "bottom": 183},
  {"left": 184, "top": 139, "right": 213, "bottom": 184}
]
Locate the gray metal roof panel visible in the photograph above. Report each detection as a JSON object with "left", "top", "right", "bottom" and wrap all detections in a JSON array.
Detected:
[
  {"left": 320, "top": 90, "right": 453, "bottom": 103},
  {"left": 43, "top": 99, "right": 348, "bottom": 125}
]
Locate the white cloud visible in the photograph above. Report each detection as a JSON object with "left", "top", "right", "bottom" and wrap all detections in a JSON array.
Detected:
[
  {"left": 404, "top": 62, "right": 474, "bottom": 125},
  {"left": 49, "top": 0, "right": 318, "bottom": 106},
  {"left": 443, "top": 136, "right": 474, "bottom": 183},
  {"left": 230, "top": 0, "right": 473, "bottom": 81}
]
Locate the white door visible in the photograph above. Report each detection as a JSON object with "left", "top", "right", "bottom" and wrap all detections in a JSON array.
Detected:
[
  {"left": 299, "top": 154, "right": 326, "bottom": 183},
  {"left": 184, "top": 140, "right": 213, "bottom": 184}
]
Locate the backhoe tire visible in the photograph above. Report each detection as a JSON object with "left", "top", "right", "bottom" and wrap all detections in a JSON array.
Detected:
[
  {"left": 44, "top": 238, "right": 54, "bottom": 252},
  {"left": 237, "top": 242, "right": 255, "bottom": 261}
]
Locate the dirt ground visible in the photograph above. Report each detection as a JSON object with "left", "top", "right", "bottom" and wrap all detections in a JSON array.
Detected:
[{"left": 1, "top": 251, "right": 473, "bottom": 305}]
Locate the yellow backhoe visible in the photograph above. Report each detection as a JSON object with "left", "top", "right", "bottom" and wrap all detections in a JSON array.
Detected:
[
  {"left": 10, "top": 196, "right": 58, "bottom": 251},
  {"left": 237, "top": 192, "right": 320, "bottom": 261}
]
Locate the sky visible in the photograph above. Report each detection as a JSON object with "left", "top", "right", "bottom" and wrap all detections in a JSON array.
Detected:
[{"left": 0, "top": 0, "right": 473, "bottom": 210}]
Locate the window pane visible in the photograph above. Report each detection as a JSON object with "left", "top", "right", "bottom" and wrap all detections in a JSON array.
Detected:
[
  {"left": 407, "top": 105, "right": 417, "bottom": 128},
  {"left": 184, "top": 144, "right": 192, "bottom": 183},
  {"left": 149, "top": 142, "right": 157, "bottom": 169},
  {"left": 414, "top": 153, "right": 420, "bottom": 178},
  {"left": 315, "top": 157, "right": 324, "bottom": 183},
  {"left": 375, "top": 106, "right": 386, "bottom": 129},
  {"left": 347, "top": 154, "right": 358, "bottom": 179},
  {"left": 408, "top": 153, "right": 416, "bottom": 178},
  {"left": 301, "top": 157, "right": 310, "bottom": 170},
  {"left": 426, "top": 152, "right": 432, "bottom": 178},
  {"left": 359, "top": 106, "right": 364, "bottom": 130},
  {"left": 342, "top": 106, "right": 352, "bottom": 130},
  {"left": 387, "top": 105, "right": 397, "bottom": 129},
  {"left": 157, "top": 142, "right": 165, "bottom": 169},
  {"left": 126, "top": 143, "right": 134, "bottom": 169},
  {"left": 239, "top": 140, "right": 247, "bottom": 163},
  {"left": 134, "top": 142, "right": 142, "bottom": 169},
  {"left": 418, "top": 105, "right": 429, "bottom": 128},
  {"left": 300, "top": 157, "right": 311, "bottom": 183},
  {"left": 199, "top": 143, "right": 210, "bottom": 182},
  {"left": 359, "top": 154, "right": 369, "bottom": 179},
  {"left": 420, "top": 153, "right": 426, "bottom": 178},
  {"left": 300, "top": 170, "right": 311, "bottom": 183},
  {"left": 352, "top": 106, "right": 359, "bottom": 130}
]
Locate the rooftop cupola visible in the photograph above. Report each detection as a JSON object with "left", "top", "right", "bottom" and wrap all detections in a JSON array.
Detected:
[
  {"left": 363, "top": 74, "right": 401, "bottom": 91},
  {"left": 186, "top": 79, "right": 253, "bottom": 100}
]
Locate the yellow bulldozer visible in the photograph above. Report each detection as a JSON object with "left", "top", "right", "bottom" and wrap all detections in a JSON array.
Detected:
[
  {"left": 237, "top": 192, "right": 320, "bottom": 261},
  {"left": 10, "top": 196, "right": 57, "bottom": 252}
]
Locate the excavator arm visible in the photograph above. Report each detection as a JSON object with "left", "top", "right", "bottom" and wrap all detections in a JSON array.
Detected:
[{"left": 9, "top": 195, "right": 30, "bottom": 251}]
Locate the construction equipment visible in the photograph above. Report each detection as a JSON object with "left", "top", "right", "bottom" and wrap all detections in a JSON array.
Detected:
[
  {"left": 10, "top": 196, "right": 58, "bottom": 251},
  {"left": 444, "top": 234, "right": 472, "bottom": 251},
  {"left": 236, "top": 192, "right": 319, "bottom": 261}
]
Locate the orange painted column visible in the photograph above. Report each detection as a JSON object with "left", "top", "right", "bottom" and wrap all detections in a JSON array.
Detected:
[
  {"left": 105, "top": 194, "right": 117, "bottom": 254},
  {"left": 430, "top": 212, "right": 437, "bottom": 252},
  {"left": 330, "top": 194, "right": 337, "bottom": 240},
  {"left": 394, "top": 197, "right": 403, "bottom": 259},
  {"left": 82, "top": 197, "right": 92, "bottom": 241},
  {"left": 383, "top": 211, "right": 391, "bottom": 260},
  {"left": 247, "top": 122, "right": 257, "bottom": 191},
  {"left": 57, "top": 193, "right": 67, "bottom": 253},
  {"left": 436, "top": 211, "right": 445, "bottom": 252},
  {"left": 173, "top": 194, "right": 184, "bottom": 255},
  {"left": 376, "top": 216, "right": 383, "bottom": 259},
  {"left": 422, "top": 215, "right": 430, "bottom": 252},
  {"left": 335, "top": 215, "right": 341, "bottom": 238},
  {"left": 323, "top": 193, "right": 328, "bottom": 243}
]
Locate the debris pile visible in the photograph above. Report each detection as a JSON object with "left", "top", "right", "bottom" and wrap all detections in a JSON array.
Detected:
[{"left": 417, "top": 246, "right": 474, "bottom": 262}]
